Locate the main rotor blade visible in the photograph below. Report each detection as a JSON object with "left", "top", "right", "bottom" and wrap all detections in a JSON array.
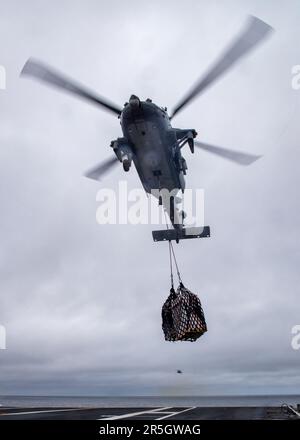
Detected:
[
  {"left": 171, "top": 16, "right": 273, "bottom": 118},
  {"left": 21, "top": 58, "right": 122, "bottom": 116},
  {"left": 85, "top": 156, "right": 119, "bottom": 181},
  {"left": 194, "top": 141, "right": 261, "bottom": 165}
]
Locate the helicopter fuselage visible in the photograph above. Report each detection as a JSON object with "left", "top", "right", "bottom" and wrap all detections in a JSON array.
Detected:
[
  {"left": 117, "top": 98, "right": 193, "bottom": 196},
  {"left": 20, "top": 14, "right": 273, "bottom": 240}
]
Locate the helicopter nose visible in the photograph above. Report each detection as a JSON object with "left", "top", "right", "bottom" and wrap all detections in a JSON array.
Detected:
[{"left": 129, "top": 94, "right": 140, "bottom": 109}]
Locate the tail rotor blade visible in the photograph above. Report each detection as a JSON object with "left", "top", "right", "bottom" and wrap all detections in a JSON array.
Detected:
[
  {"left": 194, "top": 141, "right": 261, "bottom": 165},
  {"left": 21, "top": 58, "right": 122, "bottom": 116},
  {"left": 85, "top": 156, "right": 119, "bottom": 181},
  {"left": 171, "top": 16, "right": 273, "bottom": 118}
]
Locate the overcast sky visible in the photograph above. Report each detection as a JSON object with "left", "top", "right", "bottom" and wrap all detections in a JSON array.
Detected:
[{"left": 0, "top": 0, "right": 300, "bottom": 397}]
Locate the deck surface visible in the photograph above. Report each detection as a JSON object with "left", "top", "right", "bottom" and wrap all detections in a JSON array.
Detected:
[{"left": 0, "top": 406, "right": 294, "bottom": 420}]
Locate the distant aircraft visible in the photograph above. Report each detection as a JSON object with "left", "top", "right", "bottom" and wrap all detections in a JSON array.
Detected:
[{"left": 177, "top": 370, "right": 183, "bottom": 374}]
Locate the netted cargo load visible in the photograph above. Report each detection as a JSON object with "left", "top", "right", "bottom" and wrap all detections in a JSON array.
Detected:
[
  {"left": 161, "top": 236, "right": 207, "bottom": 342},
  {"left": 162, "top": 283, "right": 207, "bottom": 342}
]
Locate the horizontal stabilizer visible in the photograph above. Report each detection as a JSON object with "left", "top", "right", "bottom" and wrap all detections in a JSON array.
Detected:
[{"left": 152, "top": 226, "right": 210, "bottom": 242}]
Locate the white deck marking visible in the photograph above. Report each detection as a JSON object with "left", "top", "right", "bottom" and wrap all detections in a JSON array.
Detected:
[
  {"left": 148, "top": 407, "right": 174, "bottom": 414},
  {"left": 286, "top": 405, "right": 300, "bottom": 418},
  {"left": 100, "top": 406, "right": 196, "bottom": 421},
  {"left": 156, "top": 406, "right": 196, "bottom": 420},
  {"left": 2, "top": 406, "right": 197, "bottom": 420},
  {"left": 1, "top": 408, "right": 88, "bottom": 416},
  {"left": 100, "top": 407, "right": 174, "bottom": 420}
]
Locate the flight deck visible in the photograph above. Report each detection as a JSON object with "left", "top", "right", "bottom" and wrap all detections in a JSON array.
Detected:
[{"left": 0, "top": 405, "right": 296, "bottom": 420}]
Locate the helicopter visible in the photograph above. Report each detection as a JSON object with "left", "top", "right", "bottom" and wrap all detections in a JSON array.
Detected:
[{"left": 21, "top": 16, "right": 273, "bottom": 242}]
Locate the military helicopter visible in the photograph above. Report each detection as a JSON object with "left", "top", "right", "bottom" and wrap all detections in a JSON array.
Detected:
[{"left": 21, "top": 16, "right": 273, "bottom": 242}]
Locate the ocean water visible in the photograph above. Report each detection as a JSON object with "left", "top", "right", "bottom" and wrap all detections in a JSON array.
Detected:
[{"left": 1, "top": 395, "right": 300, "bottom": 408}]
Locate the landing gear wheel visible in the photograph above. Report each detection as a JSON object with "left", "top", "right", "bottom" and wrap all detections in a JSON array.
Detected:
[{"left": 123, "top": 160, "right": 130, "bottom": 172}]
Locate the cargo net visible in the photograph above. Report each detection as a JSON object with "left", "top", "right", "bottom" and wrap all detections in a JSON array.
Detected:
[
  {"left": 161, "top": 213, "right": 207, "bottom": 342},
  {"left": 162, "top": 283, "right": 207, "bottom": 342}
]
